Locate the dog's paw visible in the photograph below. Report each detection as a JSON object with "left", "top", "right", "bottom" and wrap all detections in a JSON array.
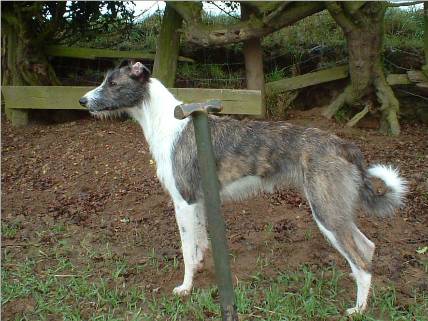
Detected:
[
  {"left": 173, "top": 285, "right": 191, "bottom": 296},
  {"left": 346, "top": 307, "right": 362, "bottom": 316}
]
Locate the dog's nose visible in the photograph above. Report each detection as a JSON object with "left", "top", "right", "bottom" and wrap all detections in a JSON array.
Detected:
[{"left": 79, "top": 97, "right": 88, "bottom": 107}]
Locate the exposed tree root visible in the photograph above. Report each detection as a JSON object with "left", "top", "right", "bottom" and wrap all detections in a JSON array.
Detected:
[
  {"left": 346, "top": 104, "right": 370, "bottom": 128},
  {"left": 376, "top": 77, "right": 400, "bottom": 136},
  {"left": 322, "top": 85, "right": 352, "bottom": 118},
  {"left": 323, "top": 72, "right": 400, "bottom": 135}
]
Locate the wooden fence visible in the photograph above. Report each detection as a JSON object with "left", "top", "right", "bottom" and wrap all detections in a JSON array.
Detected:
[
  {"left": 1, "top": 86, "right": 262, "bottom": 126},
  {"left": 3, "top": 63, "right": 425, "bottom": 127},
  {"left": 265, "top": 66, "right": 427, "bottom": 94},
  {"left": 44, "top": 45, "right": 194, "bottom": 62}
]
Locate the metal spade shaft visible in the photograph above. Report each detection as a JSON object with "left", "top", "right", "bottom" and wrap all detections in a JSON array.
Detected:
[{"left": 174, "top": 100, "right": 238, "bottom": 321}]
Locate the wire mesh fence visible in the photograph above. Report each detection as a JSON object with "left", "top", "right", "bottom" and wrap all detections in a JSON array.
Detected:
[
  {"left": 50, "top": 45, "right": 423, "bottom": 90},
  {"left": 51, "top": 52, "right": 341, "bottom": 89}
]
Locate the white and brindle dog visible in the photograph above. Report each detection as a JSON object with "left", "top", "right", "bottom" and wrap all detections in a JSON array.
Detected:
[{"left": 80, "top": 61, "right": 407, "bottom": 315}]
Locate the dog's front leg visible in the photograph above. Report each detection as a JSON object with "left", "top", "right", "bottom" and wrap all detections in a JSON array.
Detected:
[{"left": 173, "top": 201, "right": 199, "bottom": 296}]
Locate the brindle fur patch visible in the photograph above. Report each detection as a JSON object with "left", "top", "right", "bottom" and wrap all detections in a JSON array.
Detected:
[{"left": 172, "top": 116, "right": 362, "bottom": 205}]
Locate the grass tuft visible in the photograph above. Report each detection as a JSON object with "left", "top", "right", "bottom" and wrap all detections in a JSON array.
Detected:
[{"left": 2, "top": 252, "right": 427, "bottom": 321}]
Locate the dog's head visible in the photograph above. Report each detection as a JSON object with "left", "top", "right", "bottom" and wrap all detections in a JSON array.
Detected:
[{"left": 79, "top": 60, "right": 151, "bottom": 116}]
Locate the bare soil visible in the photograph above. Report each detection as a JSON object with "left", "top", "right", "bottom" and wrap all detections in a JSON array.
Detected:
[{"left": 2, "top": 110, "right": 428, "bottom": 317}]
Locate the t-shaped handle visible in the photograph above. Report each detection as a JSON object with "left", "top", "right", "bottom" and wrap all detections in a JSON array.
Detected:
[{"left": 174, "top": 99, "right": 223, "bottom": 120}]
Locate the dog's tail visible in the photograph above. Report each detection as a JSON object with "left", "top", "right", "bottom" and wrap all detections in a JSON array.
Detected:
[{"left": 359, "top": 164, "right": 407, "bottom": 217}]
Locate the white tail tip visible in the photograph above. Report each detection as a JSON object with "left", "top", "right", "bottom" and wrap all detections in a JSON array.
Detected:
[{"left": 368, "top": 164, "right": 408, "bottom": 197}]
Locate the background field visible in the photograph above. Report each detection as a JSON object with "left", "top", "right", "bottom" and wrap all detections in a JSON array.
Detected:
[{"left": 2, "top": 109, "right": 427, "bottom": 320}]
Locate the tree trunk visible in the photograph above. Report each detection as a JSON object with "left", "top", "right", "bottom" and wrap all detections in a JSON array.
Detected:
[
  {"left": 241, "top": 4, "right": 266, "bottom": 118},
  {"left": 2, "top": 3, "right": 60, "bottom": 126},
  {"left": 423, "top": 2, "right": 428, "bottom": 76},
  {"left": 1, "top": 10, "right": 60, "bottom": 87},
  {"left": 324, "top": 2, "right": 400, "bottom": 135},
  {"left": 152, "top": 3, "right": 183, "bottom": 87}
]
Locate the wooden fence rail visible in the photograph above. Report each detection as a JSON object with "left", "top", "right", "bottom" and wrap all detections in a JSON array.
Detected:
[
  {"left": 1, "top": 86, "right": 262, "bottom": 126},
  {"left": 265, "top": 66, "right": 427, "bottom": 94},
  {"left": 44, "top": 45, "right": 194, "bottom": 62}
]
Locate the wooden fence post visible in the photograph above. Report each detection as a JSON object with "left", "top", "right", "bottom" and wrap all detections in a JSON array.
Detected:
[
  {"left": 241, "top": 4, "right": 265, "bottom": 118},
  {"left": 153, "top": 3, "right": 183, "bottom": 87}
]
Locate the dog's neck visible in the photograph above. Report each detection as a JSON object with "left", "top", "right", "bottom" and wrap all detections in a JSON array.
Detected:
[
  {"left": 128, "top": 78, "right": 188, "bottom": 183},
  {"left": 130, "top": 78, "right": 184, "bottom": 140}
]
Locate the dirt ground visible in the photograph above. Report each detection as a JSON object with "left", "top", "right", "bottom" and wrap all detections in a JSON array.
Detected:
[{"left": 2, "top": 110, "right": 428, "bottom": 317}]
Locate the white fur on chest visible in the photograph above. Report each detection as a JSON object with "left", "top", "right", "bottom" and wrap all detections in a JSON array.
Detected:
[{"left": 128, "top": 78, "right": 189, "bottom": 204}]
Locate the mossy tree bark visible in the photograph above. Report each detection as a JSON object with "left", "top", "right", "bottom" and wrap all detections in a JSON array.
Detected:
[
  {"left": 423, "top": 2, "right": 428, "bottom": 76},
  {"left": 1, "top": 3, "right": 61, "bottom": 87},
  {"left": 1, "top": 2, "right": 61, "bottom": 125},
  {"left": 152, "top": 3, "right": 183, "bottom": 87},
  {"left": 323, "top": 1, "right": 400, "bottom": 136},
  {"left": 170, "top": 2, "right": 324, "bottom": 46},
  {"left": 241, "top": 4, "right": 266, "bottom": 117}
]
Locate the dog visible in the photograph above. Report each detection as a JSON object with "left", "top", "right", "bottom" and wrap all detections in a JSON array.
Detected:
[{"left": 79, "top": 61, "right": 407, "bottom": 315}]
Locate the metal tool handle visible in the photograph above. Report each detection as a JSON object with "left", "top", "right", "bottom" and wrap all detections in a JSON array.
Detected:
[
  {"left": 174, "top": 100, "right": 238, "bottom": 321},
  {"left": 174, "top": 99, "right": 223, "bottom": 120}
]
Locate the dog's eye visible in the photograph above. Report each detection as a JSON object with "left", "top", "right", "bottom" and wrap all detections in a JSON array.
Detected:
[{"left": 109, "top": 81, "right": 117, "bottom": 86}]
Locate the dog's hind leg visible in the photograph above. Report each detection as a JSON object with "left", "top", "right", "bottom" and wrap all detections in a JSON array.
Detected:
[
  {"left": 303, "top": 159, "right": 375, "bottom": 315},
  {"left": 173, "top": 201, "right": 200, "bottom": 296},
  {"left": 312, "top": 218, "right": 374, "bottom": 315},
  {"left": 346, "top": 225, "right": 375, "bottom": 315}
]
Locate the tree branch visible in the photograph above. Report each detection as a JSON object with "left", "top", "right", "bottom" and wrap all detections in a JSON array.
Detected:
[
  {"left": 325, "top": 2, "right": 357, "bottom": 33},
  {"left": 263, "top": 2, "right": 293, "bottom": 26},
  {"left": 174, "top": 1, "right": 324, "bottom": 47},
  {"left": 245, "top": 2, "right": 285, "bottom": 13},
  {"left": 343, "top": 2, "right": 366, "bottom": 15},
  {"left": 387, "top": 1, "right": 424, "bottom": 7},
  {"left": 169, "top": 2, "right": 203, "bottom": 24},
  {"left": 210, "top": 2, "right": 240, "bottom": 20}
]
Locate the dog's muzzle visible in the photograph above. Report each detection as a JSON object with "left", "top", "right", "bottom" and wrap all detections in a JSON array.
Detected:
[{"left": 79, "top": 97, "right": 88, "bottom": 108}]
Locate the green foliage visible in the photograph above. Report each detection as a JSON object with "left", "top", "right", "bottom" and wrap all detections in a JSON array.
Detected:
[
  {"left": 74, "top": 13, "right": 161, "bottom": 51},
  {"left": 263, "top": 8, "right": 423, "bottom": 67},
  {"left": 265, "top": 67, "right": 286, "bottom": 83},
  {"left": 263, "top": 11, "right": 346, "bottom": 58},
  {"left": 1, "top": 1, "right": 136, "bottom": 45},
  {"left": 67, "top": 6, "right": 424, "bottom": 75},
  {"left": 384, "top": 7, "right": 425, "bottom": 49},
  {"left": 176, "top": 63, "right": 244, "bottom": 89}
]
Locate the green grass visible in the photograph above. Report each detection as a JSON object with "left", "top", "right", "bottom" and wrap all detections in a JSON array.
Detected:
[
  {"left": 176, "top": 63, "right": 245, "bottom": 89},
  {"left": 1, "top": 221, "right": 22, "bottom": 239},
  {"left": 265, "top": 67, "right": 287, "bottom": 83},
  {"left": 2, "top": 248, "right": 427, "bottom": 321}
]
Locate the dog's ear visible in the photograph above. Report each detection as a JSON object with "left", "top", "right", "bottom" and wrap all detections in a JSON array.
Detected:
[
  {"left": 130, "top": 61, "right": 151, "bottom": 82},
  {"left": 118, "top": 59, "right": 130, "bottom": 68}
]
